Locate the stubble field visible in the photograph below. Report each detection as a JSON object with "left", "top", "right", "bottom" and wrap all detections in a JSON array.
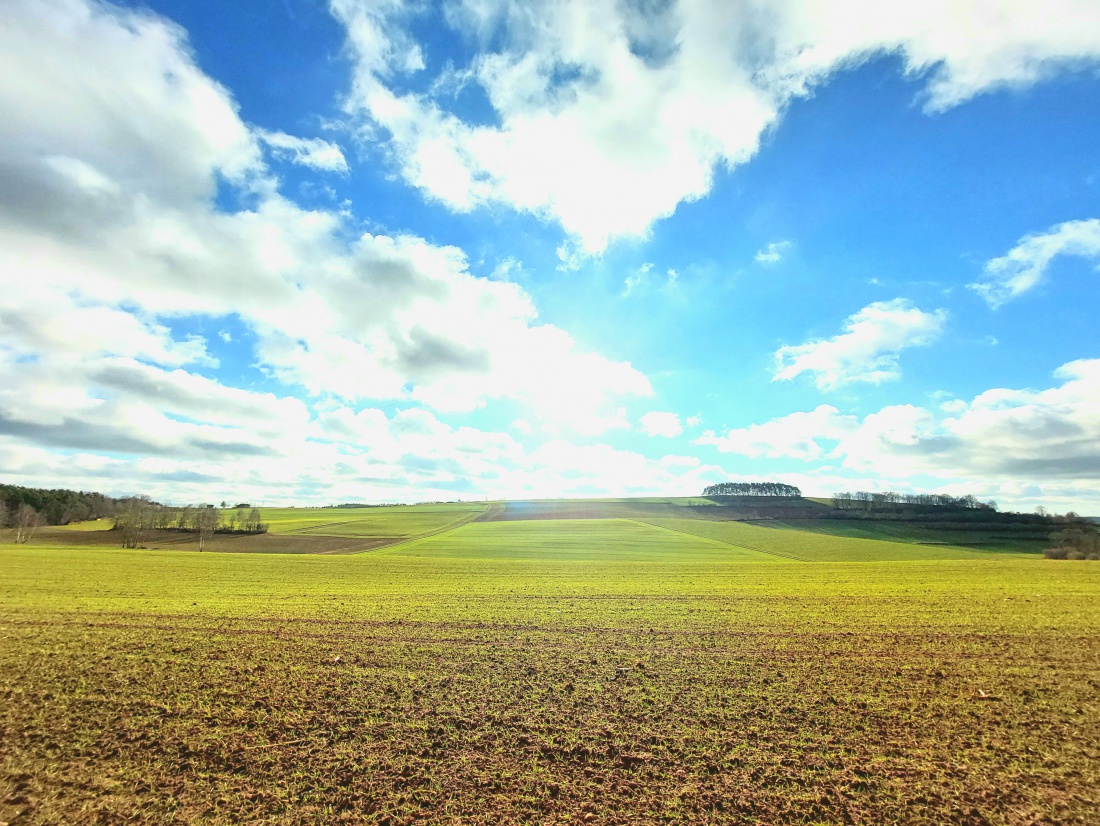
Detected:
[{"left": 1, "top": 503, "right": 1098, "bottom": 824}]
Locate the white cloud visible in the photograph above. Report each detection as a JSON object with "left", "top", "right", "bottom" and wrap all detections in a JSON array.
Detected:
[
  {"left": 755, "top": 240, "right": 791, "bottom": 265},
  {"left": 837, "top": 358, "right": 1100, "bottom": 482},
  {"left": 258, "top": 130, "right": 349, "bottom": 173},
  {"left": 0, "top": 357, "right": 723, "bottom": 504},
  {"left": 773, "top": 299, "right": 947, "bottom": 390},
  {"left": 658, "top": 454, "right": 701, "bottom": 469},
  {"left": 639, "top": 412, "right": 683, "bottom": 438},
  {"left": 694, "top": 360, "right": 1100, "bottom": 509},
  {"left": 696, "top": 405, "right": 857, "bottom": 460},
  {"left": 1, "top": 0, "right": 262, "bottom": 203},
  {"left": 331, "top": 0, "right": 1100, "bottom": 252},
  {"left": 0, "top": 284, "right": 216, "bottom": 369},
  {"left": 0, "top": 0, "right": 651, "bottom": 438},
  {"left": 970, "top": 218, "right": 1100, "bottom": 307}
]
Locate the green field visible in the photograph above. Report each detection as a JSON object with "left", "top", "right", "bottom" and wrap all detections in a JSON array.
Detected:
[
  {"left": 635, "top": 517, "right": 995, "bottom": 561},
  {"left": 2, "top": 501, "right": 1098, "bottom": 824},
  {"left": 395, "top": 520, "right": 785, "bottom": 563},
  {"left": 263, "top": 504, "right": 488, "bottom": 538}
]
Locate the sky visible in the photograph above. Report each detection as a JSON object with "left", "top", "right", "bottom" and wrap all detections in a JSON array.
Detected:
[{"left": 2, "top": 0, "right": 1100, "bottom": 511}]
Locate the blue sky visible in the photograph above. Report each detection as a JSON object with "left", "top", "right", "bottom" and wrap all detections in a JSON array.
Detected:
[{"left": 2, "top": 0, "right": 1100, "bottom": 511}]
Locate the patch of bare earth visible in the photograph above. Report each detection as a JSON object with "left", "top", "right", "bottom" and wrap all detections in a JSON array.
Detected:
[
  {"left": 1, "top": 614, "right": 1097, "bottom": 824},
  {"left": 31, "top": 527, "right": 398, "bottom": 554}
]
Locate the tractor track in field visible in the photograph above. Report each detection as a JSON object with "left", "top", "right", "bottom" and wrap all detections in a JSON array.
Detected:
[
  {"left": 358, "top": 506, "right": 490, "bottom": 554},
  {"left": 629, "top": 519, "right": 808, "bottom": 562}
]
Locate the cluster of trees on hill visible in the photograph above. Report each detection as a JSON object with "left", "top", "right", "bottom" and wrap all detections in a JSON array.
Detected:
[
  {"left": 832, "top": 491, "right": 998, "bottom": 511},
  {"left": 703, "top": 482, "right": 802, "bottom": 497},
  {"left": 113, "top": 499, "right": 267, "bottom": 550},
  {"left": 1045, "top": 526, "right": 1100, "bottom": 560}
]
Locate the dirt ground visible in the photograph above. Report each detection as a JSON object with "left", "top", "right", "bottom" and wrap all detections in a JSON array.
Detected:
[{"left": 2, "top": 611, "right": 1097, "bottom": 825}]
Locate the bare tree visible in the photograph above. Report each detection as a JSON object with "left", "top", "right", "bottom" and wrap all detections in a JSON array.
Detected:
[
  {"left": 114, "top": 500, "right": 156, "bottom": 548},
  {"left": 195, "top": 506, "right": 219, "bottom": 552},
  {"left": 245, "top": 508, "right": 267, "bottom": 534},
  {"left": 14, "top": 504, "right": 44, "bottom": 544}
]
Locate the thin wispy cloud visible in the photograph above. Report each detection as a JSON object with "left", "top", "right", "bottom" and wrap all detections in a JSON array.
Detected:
[
  {"left": 971, "top": 218, "right": 1100, "bottom": 307},
  {"left": 258, "top": 130, "right": 349, "bottom": 174},
  {"left": 755, "top": 241, "right": 791, "bottom": 265}
]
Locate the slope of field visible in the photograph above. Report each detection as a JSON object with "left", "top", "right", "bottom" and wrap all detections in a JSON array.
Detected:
[
  {"left": 25, "top": 504, "right": 492, "bottom": 554},
  {"left": 2, "top": 543, "right": 1098, "bottom": 825},
  {"left": 393, "top": 519, "right": 784, "bottom": 562},
  {"left": 636, "top": 517, "right": 992, "bottom": 561},
  {"left": 54, "top": 518, "right": 113, "bottom": 532},
  {"left": 477, "top": 497, "right": 831, "bottom": 523},
  {"left": 769, "top": 518, "right": 1050, "bottom": 553},
  {"left": 34, "top": 497, "right": 1051, "bottom": 558},
  {"left": 30, "top": 526, "right": 391, "bottom": 554},
  {"left": 264, "top": 503, "right": 487, "bottom": 537}
]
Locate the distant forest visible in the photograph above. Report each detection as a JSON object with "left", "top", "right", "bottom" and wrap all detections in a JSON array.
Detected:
[
  {"left": 0, "top": 484, "right": 270, "bottom": 550},
  {"left": 0, "top": 483, "right": 125, "bottom": 526},
  {"left": 833, "top": 491, "right": 999, "bottom": 511},
  {"left": 703, "top": 482, "right": 802, "bottom": 497}
]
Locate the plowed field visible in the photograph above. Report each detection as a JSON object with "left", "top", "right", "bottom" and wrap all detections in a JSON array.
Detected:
[{"left": 2, "top": 506, "right": 1097, "bottom": 824}]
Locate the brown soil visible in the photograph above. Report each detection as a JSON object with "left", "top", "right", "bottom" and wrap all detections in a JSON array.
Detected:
[
  {"left": 2, "top": 613, "right": 1097, "bottom": 825},
  {"left": 31, "top": 527, "right": 398, "bottom": 554}
]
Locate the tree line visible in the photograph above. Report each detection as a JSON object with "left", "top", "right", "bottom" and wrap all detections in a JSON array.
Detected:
[
  {"left": 113, "top": 499, "right": 268, "bottom": 550},
  {"left": 0, "top": 483, "right": 119, "bottom": 526},
  {"left": 1, "top": 483, "right": 145, "bottom": 544},
  {"left": 702, "top": 482, "right": 802, "bottom": 497},
  {"left": 832, "top": 491, "right": 998, "bottom": 511},
  {"left": 0, "top": 483, "right": 268, "bottom": 550}
]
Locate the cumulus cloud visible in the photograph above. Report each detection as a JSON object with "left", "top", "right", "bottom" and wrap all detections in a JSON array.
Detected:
[
  {"left": 0, "top": 322, "right": 713, "bottom": 503},
  {"left": 696, "top": 405, "right": 857, "bottom": 460},
  {"left": 0, "top": 0, "right": 650, "bottom": 439},
  {"left": 331, "top": 0, "right": 1100, "bottom": 252},
  {"left": 773, "top": 299, "right": 947, "bottom": 390},
  {"left": 838, "top": 359, "right": 1100, "bottom": 481},
  {"left": 258, "top": 130, "right": 349, "bottom": 173},
  {"left": 1, "top": 0, "right": 262, "bottom": 203},
  {"left": 970, "top": 218, "right": 1100, "bottom": 307},
  {"left": 0, "top": 358, "right": 725, "bottom": 503},
  {"left": 698, "top": 360, "right": 1100, "bottom": 501},
  {"left": 639, "top": 412, "right": 683, "bottom": 438}
]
